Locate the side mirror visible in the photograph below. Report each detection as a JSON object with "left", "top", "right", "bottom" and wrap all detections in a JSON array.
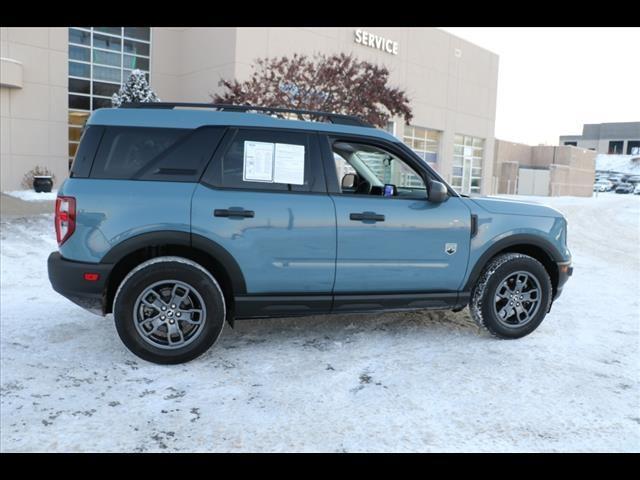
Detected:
[
  {"left": 428, "top": 180, "right": 448, "bottom": 203},
  {"left": 341, "top": 173, "right": 357, "bottom": 191}
]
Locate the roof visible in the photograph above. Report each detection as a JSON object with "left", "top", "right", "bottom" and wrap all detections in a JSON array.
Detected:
[
  {"left": 87, "top": 107, "right": 400, "bottom": 143},
  {"left": 561, "top": 122, "right": 640, "bottom": 140}
]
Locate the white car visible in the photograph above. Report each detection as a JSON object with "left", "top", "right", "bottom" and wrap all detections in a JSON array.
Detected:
[
  {"left": 593, "top": 181, "right": 613, "bottom": 192},
  {"left": 634, "top": 184, "right": 640, "bottom": 195}
]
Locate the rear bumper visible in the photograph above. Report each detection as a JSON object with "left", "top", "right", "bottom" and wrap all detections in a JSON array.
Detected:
[
  {"left": 47, "top": 252, "right": 112, "bottom": 315},
  {"left": 553, "top": 261, "right": 573, "bottom": 301}
]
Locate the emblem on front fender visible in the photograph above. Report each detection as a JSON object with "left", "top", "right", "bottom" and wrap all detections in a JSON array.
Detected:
[{"left": 445, "top": 243, "right": 457, "bottom": 255}]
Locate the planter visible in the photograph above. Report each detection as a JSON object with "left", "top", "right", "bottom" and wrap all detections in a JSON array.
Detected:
[{"left": 33, "top": 176, "right": 53, "bottom": 193}]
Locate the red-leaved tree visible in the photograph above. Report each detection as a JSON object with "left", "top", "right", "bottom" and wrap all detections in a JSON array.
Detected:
[{"left": 212, "top": 53, "right": 412, "bottom": 128}]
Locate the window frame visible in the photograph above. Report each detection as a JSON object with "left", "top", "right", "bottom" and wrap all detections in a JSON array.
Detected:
[
  {"left": 402, "top": 124, "right": 442, "bottom": 166},
  {"left": 68, "top": 27, "right": 152, "bottom": 170},
  {"left": 319, "top": 133, "right": 457, "bottom": 200},
  {"left": 608, "top": 140, "right": 624, "bottom": 155},
  {"left": 452, "top": 133, "right": 485, "bottom": 195}
]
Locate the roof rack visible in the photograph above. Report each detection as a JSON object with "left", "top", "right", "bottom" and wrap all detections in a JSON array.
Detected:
[{"left": 119, "top": 102, "right": 373, "bottom": 128}]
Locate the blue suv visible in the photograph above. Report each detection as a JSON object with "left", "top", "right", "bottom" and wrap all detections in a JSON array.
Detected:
[{"left": 48, "top": 103, "right": 573, "bottom": 364}]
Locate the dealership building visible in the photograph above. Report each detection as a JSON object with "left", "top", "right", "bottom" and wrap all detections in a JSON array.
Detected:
[{"left": 1, "top": 27, "right": 499, "bottom": 194}]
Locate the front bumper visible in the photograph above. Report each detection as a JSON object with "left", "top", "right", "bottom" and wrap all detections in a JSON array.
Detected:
[
  {"left": 47, "top": 252, "right": 112, "bottom": 315},
  {"left": 553, "top": 261, "right": 573, "bottom": 301}
]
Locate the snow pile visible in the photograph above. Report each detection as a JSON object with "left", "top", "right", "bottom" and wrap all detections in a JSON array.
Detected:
[
  {"left": 595, "top": 154, "right": 640, "bottom": 174},
  {"left": 4, "top": 190, "right": 58, "bottom": 202},
  {"left": 1, "top": 195, "right": 639, "bottom": 452}
]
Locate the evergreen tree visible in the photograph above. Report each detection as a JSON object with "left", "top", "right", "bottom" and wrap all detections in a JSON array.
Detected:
[{"left": 111, "top": 69, "right": 160, "bottom": 107}]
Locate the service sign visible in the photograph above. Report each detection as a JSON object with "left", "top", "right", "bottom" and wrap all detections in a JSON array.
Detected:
[{"left": 354, "top": 29, "right": 399, "bottom": 55}]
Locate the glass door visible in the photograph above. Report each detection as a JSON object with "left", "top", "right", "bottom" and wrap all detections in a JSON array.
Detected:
[{"left": 452, "top": 134, "right": 485, "bottom": 195}]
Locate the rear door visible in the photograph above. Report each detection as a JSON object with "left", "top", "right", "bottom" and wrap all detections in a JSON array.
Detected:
[{"left": 192, "top": 128, "right": 336, "bottom": 297}]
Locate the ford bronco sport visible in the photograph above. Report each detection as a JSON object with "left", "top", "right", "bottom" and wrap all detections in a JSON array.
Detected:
[{"left": 48, "top": 103, "right": 573, "bottom": 364}]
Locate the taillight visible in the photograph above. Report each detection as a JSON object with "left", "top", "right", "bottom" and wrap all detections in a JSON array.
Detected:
[{"left": 55, "top": 196, "right": 76, "bottom": 246}]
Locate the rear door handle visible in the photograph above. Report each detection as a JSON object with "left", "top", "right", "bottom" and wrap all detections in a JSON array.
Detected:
[
  {"left": 349, "top": 212, "right": 385, "bottom": 222},
  {"left": 214, "top": 208, "right": 255, "bottom": 218}
]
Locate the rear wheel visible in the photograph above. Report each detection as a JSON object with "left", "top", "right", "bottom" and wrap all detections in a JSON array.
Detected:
[
  {"left": 113, "top": 256, "right": 226, "bottom": 364},
  {"left": 470, "top": 253, "right": 552, "bottom": 339}
]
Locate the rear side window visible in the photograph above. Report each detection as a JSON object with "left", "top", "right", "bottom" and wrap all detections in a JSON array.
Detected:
[
  {"left": 88, "top": 126, "right": 224, "bottom": 182},
  {"left": 134, "top": 127, "right": 225, "bottom": 182},
  {"left": 203, "top": 128, "right": 324, "bottom": 193},
  {"left": 91, "top": 127, "right": 187, "bottom": 179}
]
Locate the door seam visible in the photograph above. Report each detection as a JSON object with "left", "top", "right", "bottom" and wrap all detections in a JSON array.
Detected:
[{"left": 328, "top": 194, "right": 339, "bottom": 312}]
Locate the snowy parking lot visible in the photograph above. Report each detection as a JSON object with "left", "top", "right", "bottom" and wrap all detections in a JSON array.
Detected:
[{"left": 1, "top": 193, "right": 638, "bottom": 452}]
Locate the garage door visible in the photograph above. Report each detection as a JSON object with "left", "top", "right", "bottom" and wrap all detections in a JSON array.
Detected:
[{"left": 517, "top": 168, "right": 550, "bottom": 196}]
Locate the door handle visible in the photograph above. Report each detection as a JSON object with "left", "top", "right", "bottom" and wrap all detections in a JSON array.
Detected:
[
  {"left": 214, "top": 208, "right": 255, "bottom": 218},
  {"left": 349, "top": 212, "right": 385, "bottom": 222}
]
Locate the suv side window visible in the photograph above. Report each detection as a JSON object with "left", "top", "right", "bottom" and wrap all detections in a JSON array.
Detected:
[
  {"left": 90, "top": 127, "right": 188, "bottom": 180},
  {"left": 88, "top": 126, "right": 224, "bottom": 182},
  {"left": 135, "top": 127, "right": 225, "bottom": 182},
  {"left": 331, "top": 140, "right": 427, "bottom": 199},
  {"left": 206, "top": 128, "right": 324, "bottom": 193}
]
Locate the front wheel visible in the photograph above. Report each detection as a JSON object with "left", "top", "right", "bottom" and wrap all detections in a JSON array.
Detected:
[
  {"left": 113, "top": 256, "right": 226, "bottom": 364},
  {"left": 470, "top": 253, "right": 552, "bottom": 339}
]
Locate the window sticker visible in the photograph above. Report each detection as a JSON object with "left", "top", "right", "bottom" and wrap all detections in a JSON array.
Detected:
[
  {"left": 274, "top": 143, "right": 305, "bottom": 185},
  {"left": 242, "top": 141, "right": 306, "bottom": 185},
  {"left": 243, "top": 141, "right": 274, "bottom": 182}
]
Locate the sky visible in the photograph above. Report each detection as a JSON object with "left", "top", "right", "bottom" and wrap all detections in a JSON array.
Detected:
[{"left": 440, "top": 27, "right": 640, "bottom": 146}]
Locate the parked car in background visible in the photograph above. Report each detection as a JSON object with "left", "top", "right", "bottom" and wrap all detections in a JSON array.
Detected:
[
  {"left": 625, "top": 175, "right": 640, "bottom": 185},
  {"left": 634, "top": 184, "right": 640, "bottom": 195},
  {"left": 615, "top": 183, "right": 635, "bottom": 194},
  {"left": 593, "top": 180, "right": 613, "bottom": 192},
  {"left": 607, "top": 174, "right": 625, "bottom": 186}
]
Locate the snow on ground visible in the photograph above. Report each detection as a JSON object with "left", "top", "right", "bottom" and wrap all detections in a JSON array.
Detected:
[
  {"left": 1, "top": 193, "right": 639, "bottom": 452},
  {"left": 4, "top": 190, "right": 58, "bottom": 202},
  {"left": 596, "top": 154, "right": 640, "bottom": 174}
]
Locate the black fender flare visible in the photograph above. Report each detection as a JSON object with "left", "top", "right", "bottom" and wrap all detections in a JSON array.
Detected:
[
  {"left": 101, "top": 230, "right": 247, "bottom": 294},
  {"left": 463, "top": 233, "right": 564, "bottom": 292}
]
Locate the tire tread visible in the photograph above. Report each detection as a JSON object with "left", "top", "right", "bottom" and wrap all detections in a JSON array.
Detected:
[{"left": 470, "top": 253, "right": 552, "bottom": 339}]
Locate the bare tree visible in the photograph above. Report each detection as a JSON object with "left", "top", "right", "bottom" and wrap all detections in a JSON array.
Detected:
[{"left": 212, "top": 53, "right": 412, "bottom": 128}]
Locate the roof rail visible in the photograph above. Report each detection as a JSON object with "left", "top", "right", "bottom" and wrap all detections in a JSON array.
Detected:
[{"left": 118, "top": 102, "right": 374, "bottom": 128}]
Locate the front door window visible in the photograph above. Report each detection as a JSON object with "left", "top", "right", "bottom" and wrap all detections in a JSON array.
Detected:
[{"left": 332, "top": 141, "right": 427, "bottom": 199}]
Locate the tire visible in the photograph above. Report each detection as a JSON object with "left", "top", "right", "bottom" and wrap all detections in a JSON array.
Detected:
[
  {"left": 470, "top": 253, "right": 552, "bottom": 339},
  {"left": 113, "top": 256, "right": 226, "bottom": 364}
]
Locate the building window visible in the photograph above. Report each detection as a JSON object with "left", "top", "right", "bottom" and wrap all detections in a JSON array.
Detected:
[
  {"left": 67, "top": 27, "right": 151, "bottom": 169},
  {"left": 385, "top": 121, "right": 397, "bottom": 137},
  {"left": 452, "top": 134, "right": 484, "bottom": 194},
  {"left": 564, "top": 141, "right": 577, "bottom": 146},
  {"left": 608, "top": 141, "right": 624, "bottom": 154},
  {"left": 403, "top": 125, "right": 441, "bottom": 168},
  {"left": 627, "top": 141, "right": 640, "bottom": 155}
]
